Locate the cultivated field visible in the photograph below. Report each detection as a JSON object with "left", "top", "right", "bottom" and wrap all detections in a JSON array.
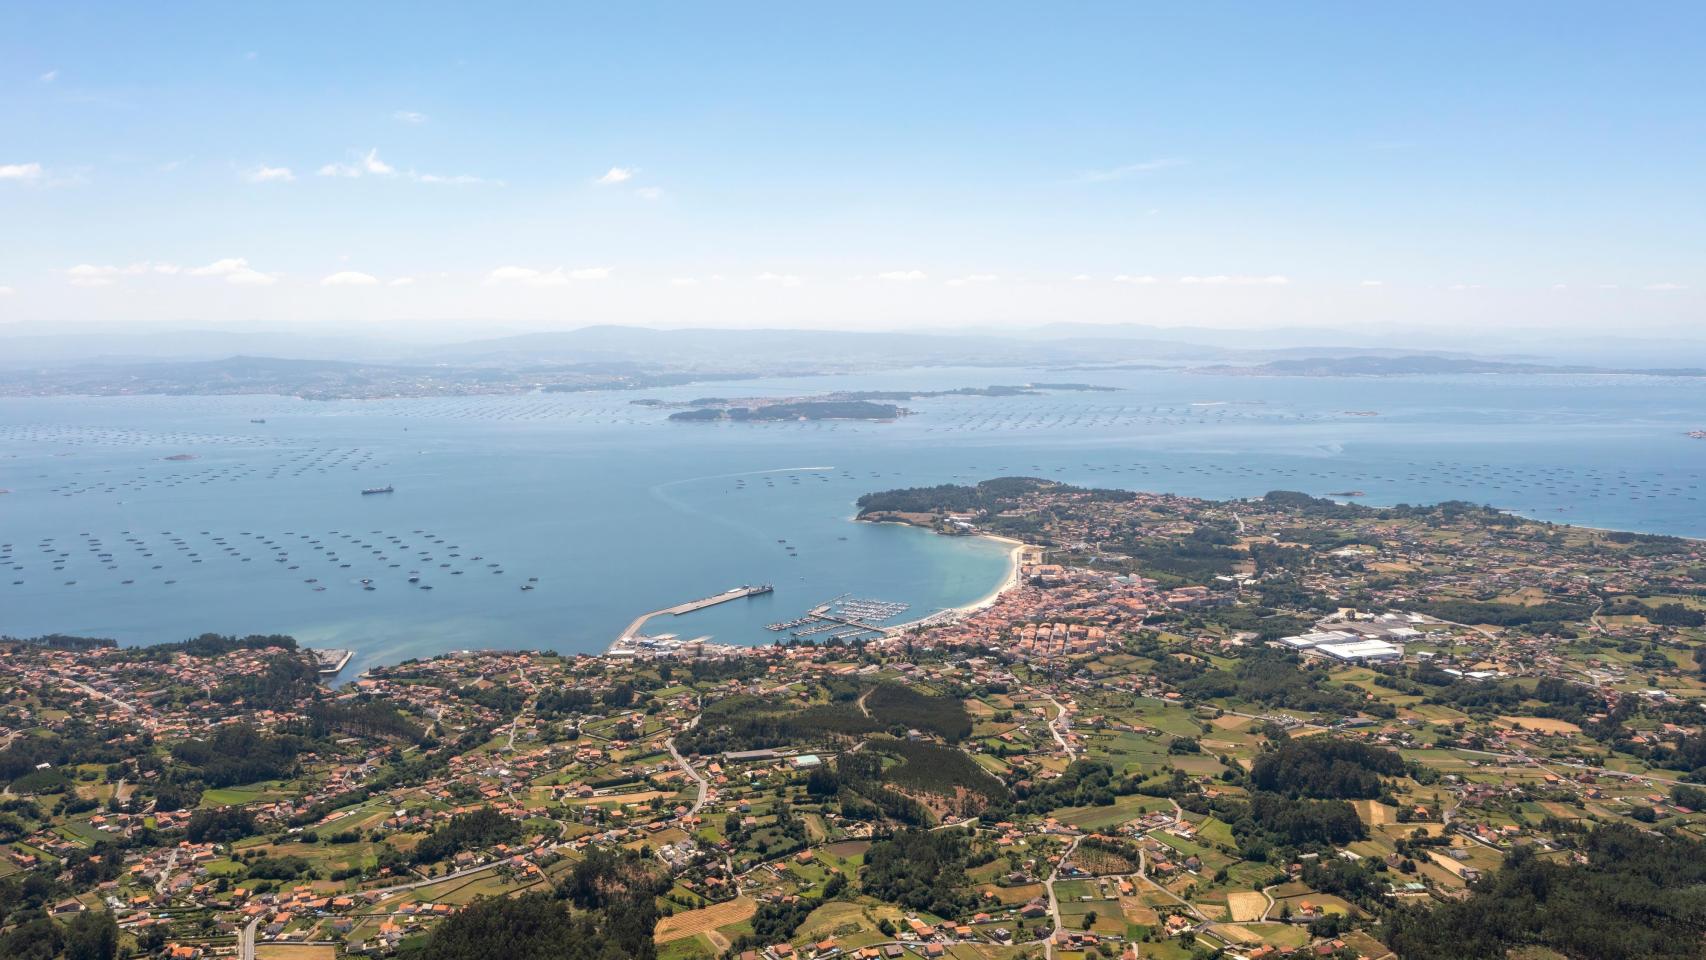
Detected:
[
  {"left": 654, "top": 896, "right": 757, "bottom": 943},
  {"left": 1226, "top": 890, "right": 1269, "bottom": 922},
  {"left": 1498, "top": 716, "right": 1582, "bottom": 735},
  {"left": 256, "top": 947, "right": 337, "bottom": 960}
]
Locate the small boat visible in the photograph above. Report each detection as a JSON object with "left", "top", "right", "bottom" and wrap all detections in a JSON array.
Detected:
[
  {"left": 520, "top": 584, "right": 534, "bottom": 591},
  {"left": 361, "top": 485, "right": 395, "bottom": 495}
]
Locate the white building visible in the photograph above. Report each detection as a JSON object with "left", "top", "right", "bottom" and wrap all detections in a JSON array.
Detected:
[{"left": 1315, "top": 638, "right": 1403, "bottom": 662}]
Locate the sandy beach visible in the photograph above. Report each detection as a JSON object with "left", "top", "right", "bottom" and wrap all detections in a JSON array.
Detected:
[
  {"left": 947, "top": 534, "right": 1030, "bottom": 615},
  {"left": 875, "top": 530, "right": 1034, "bottom": 635}
]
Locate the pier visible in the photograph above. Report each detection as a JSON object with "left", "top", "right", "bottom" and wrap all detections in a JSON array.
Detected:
[
  {"left": 310, "top": 647, "right": 355, "bottom": 675},
  {"left": 615, "top": 584, "right": 773, "bottom": 645}
]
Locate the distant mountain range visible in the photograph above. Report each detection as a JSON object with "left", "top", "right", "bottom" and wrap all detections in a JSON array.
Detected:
[
  {"left": 1197, "top": 355, "right": 1706, "bottom": 378},
  {"left": 2, "top": 325, "right": 1704, "bottom": 397},
  {"left": 0, "top": 354, "right": 756, "bottom": 400}
]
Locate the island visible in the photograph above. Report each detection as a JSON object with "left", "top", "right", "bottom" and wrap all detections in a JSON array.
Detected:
[{"left": 669, "top": 400, "right": 905, "bottom": 422}]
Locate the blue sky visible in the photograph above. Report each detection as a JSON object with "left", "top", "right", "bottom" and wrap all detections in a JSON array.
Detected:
[{"left": 2, "top": 2, "right": 1702, "bottom": 335}]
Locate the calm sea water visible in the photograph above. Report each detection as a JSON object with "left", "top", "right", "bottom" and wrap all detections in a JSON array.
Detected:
[{"left": 1, "top": 367, "right": 1702, "bottom": 674}]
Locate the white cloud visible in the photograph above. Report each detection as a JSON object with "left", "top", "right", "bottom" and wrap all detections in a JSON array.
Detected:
[
  {"left": 635, "top": 186, "right": 664, "bottom": 200},
  {"left": 39, "top": 70, "right": 57, "bottom": 83},
  {"left": 1114, "top": 274, "right": 1158, "bottom": 284},
  {"left": 393, "top": 110, "right": 428, "bottom": 124},
  {"left": 756, "top": 271, "right": 803, "bottom": 287},
  {"left": 1180, "top": 274, "right": 1290, "bottom": 285},
  {"left": 319, "top": 149, "right": 492, "bottom": 185},
  {"left": 1359, "top": 279, "right": 1384, "bottom": 287},
  {"left": 1644, "top": 282, "right": 1687, "bottom": 292},
  {"left": 0, "top": 285, "right": 14, "bottom": 296},
  {"left": 876, "top": 270, "right": 927, "bottom": 282},
  {"left": 319, "top": 148, "right": 394, "bottom": 178},
  {"left": 245, "top": 165, "right": 295, "bottom": 183},
  {"left": 0, "top": 163, "right": 44, "bottom": 182},
  {"left": 411, "top": 172, "right": 496, "bottom": 185},
  {"left": 668, "top": 277, "right": 699, "bottom": 286},
  {"left": 65, "top": 265, "right": 119, "bottom": 287},
  {"left": 484, "top": 265, "right": 609, "bottom": 286},
  {"left": 1076, "top": 158, "right": 1185, "bottom": 182},
  {"left": 388, "top": 277, "right": 415, "bottom": 287},
  {"left": 596, "top": 166, "right": 635, "bottom": 184},
  {"left": 946, "top": 273, "right": 997, "bottom": 287},
  {"left": 188, "top": 257, "right": 277, "bottom": 285},
  {"left": 64, "top": 262, "right": 179, "bottom": 287},
  {"left": 322, "top": 271, "right": 379, "bottom": 286}
]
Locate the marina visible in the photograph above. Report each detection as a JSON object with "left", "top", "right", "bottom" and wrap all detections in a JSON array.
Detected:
[{"left": 764, "top": 594, "right": 911, "bottom": 641}]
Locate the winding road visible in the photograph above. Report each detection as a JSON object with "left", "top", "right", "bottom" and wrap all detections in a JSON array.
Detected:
[{"left": 1043, "top": 694, "right": 1077, "bottom": 760}]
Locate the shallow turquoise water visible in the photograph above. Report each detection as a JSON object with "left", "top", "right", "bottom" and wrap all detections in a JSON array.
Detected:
[{"left": 1, "top": 366, "right": 1701, "bottom": 674}]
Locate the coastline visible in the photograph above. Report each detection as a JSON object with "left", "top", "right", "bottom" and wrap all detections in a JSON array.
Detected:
[
  {"left": 945, "top": 534, "right": 1028, "bottom": 615},
  {"left": 859, "top": 516, "right": 1032, "bottom": 632}
]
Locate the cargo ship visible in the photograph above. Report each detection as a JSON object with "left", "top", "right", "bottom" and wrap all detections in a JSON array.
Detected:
[{"left": 361, "top": 485, "right": 395, "bottom": 495}]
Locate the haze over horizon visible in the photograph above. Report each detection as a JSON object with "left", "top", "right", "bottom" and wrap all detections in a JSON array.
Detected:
[{"left": 3, "top": 2, "right": 1703, "bottom": 337}]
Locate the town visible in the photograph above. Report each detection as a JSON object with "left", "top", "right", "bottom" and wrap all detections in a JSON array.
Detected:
[{"left": 2, "top": 480, "right": 1704, "bottom": 960}]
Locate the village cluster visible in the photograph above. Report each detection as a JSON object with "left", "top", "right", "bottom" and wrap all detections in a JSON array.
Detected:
[{"left": 3, "top": 483, "right": 1704, "bottom": 960}]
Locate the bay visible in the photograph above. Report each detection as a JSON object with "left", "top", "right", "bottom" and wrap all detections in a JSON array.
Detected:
[{"left": 1, "top": 365, "right": 1702, "bottom": 675}]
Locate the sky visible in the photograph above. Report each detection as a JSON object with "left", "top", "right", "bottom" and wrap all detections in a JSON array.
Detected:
[{"left": 2, "top": 2, "right": 1703, "bottom": 338}]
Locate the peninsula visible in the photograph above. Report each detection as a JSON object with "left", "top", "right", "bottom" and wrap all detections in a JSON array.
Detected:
[{"left": 5, "top": 483, "right": 1705, "bottom": 960}]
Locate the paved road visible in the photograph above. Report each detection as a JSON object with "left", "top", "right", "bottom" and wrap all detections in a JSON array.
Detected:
[
  {"left": 1042, "top": 836, "right": 1081, "bottom": 959},
  {"left": 154, "top": 849, "right": 178, "bottom": 895},
  {"left": 363, "top": 861, "right": 504, "bottom": 898},
  {"left": 666, "top": 737, "right": 709, "bottom": 817},
  {"left": 1043, "top": 694, "right": 1077, "bottom": 760},
  {"left": 238, "top": 916, "right": 259, "bottom": 960},
  {"left": 67, "top": 678, "right": 138, "bottom": 714}
]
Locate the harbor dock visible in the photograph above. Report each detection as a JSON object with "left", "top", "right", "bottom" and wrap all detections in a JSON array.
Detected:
[
  {"left": 614, "top": 584, "right": 773, "bottom": 647},
  {"left": 310, "top": 647, "right": 355, "bottom": 675}
]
